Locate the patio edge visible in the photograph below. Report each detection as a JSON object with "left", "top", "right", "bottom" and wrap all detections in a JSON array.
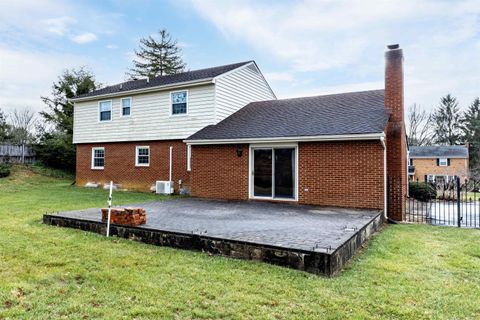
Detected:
[{"left": 43, "top": 212, "right": 383, "bottom": 276}]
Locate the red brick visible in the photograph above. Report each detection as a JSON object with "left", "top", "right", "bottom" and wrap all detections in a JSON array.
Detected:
[{"left": 76, "top": 140, "right": 189, "bottom": 192}]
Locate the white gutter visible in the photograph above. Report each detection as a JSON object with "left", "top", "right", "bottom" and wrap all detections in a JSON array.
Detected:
[
  {"left": 184, "top": 132, "right": 385, "bottom": 145},
  {"left": 70, "top": 79, "right": 214, "bottom": 102},
  {"left": 409, "top": 156, "right": 468, "bottom": 159},
  {"left": 380, "top": 136, "right": 387, "bottom": 219}
]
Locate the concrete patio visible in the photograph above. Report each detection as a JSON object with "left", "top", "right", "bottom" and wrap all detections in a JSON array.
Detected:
[{"left": 43, "top": 198, "right": 383, "bottom": 276}]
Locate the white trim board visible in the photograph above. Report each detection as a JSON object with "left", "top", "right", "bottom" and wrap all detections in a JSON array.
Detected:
[
  {"left": 70, "top": 79, "right": 214, "bottom": 102},
  {"left": 185, "top": 133, "right": 385, "bottom": 145}
]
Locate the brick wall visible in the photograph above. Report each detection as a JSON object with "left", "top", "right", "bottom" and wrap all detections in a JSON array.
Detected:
[
  {"left": 411, "top": 158, "right": 469, "bottom": 182},
  {"left": 190, "top": 141, "right": 385, "bottom": 210},
  {"left": 190, "top": 144, "right": 249, "bottom": 200},
  {"left": 298, "top": 141, "right": 384, "bottom": 210},
  {"left": 385, "top": 46, "right": 407, "bottom": 221},
  {"left": 76, "top": 140, "right": 189, "bottom": 192}
]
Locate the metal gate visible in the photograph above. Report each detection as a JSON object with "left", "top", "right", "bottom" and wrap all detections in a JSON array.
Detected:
[{"left": 405, "top": 177, "right": 480, "bottom": 228}]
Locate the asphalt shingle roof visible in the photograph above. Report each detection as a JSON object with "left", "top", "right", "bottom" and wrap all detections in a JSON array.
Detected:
[
  {"left": 187, "top": 89, "right": 389, "bottom": 140},
  {"left": 409, "top": 145, "right": 469, "bottom": 158},
  {"left": 74, "top": 61, "right": 253, "bottom": 100}
]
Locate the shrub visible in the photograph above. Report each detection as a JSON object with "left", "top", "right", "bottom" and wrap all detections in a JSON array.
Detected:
[
  {"left": 409, "top": 181, "right": 437, "bottom": 201},
  {"left": 0, "top": 164, "right": 11, "bottom": 178}
]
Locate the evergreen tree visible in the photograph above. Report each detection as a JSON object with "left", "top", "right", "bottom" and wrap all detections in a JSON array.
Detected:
[
  {"left": 431, "top": 94, "right": 463, "bottom": 145},
  {"left": 462, "top": 98, "right": 480, "bottom": 176},
  {"left": 36, "top": 68, "right": 98, "bottom": 171},
  {"left": 0, "top": 109, "right": 11, "bottom": 142},
  {"left": 128, "top": 29, "right": 186, "bottom": 79}
]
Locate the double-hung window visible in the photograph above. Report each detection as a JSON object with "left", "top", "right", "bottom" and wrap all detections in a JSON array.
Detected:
[
  {"left": 136, "top": 146, "right": 150, "bottom": 166},
  {"left": 99, "top": 101, "right": 112, "bottom": 121},
  {"left": 121, "top": 97, "right": 131, "bottom": 116},
  {"left": 171, "top": 91, "right": 188, "bottom": 115},
  {"left": 92, "top": 147, "right": 105, "bottom": 169}
]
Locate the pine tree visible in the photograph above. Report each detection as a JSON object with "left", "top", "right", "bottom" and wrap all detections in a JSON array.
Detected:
[
  {"left": 462, "top": 97, "right": 480, "bottom": 176},
  {"left": 0, "top": 109, "right": 11, "bottom": 142},
  {"left": 128, "top": 29, "right": 186, "bottom": 79},
  {"left": 431, "top": 94, "right": 463, "bottom": 145},
  {"left": 37, "top": 68, "right": 98, "bottom": 171}
]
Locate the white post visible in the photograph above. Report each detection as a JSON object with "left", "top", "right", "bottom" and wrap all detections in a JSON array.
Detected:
[
  {"left": 169, "top": 146, "right": 173, "bottom": 182},
  {"left": 106, "top": 181, "right": 113, "bottom": 237}
]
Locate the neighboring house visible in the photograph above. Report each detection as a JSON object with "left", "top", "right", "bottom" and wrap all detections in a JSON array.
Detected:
[
  {"left": 71, "top": 61, "right": 276, "bottom": 192},
  {"left": 72, "top": 45, "right": 408, "bottom": 221},
  {"left": 408, "top": 145, "right": 469, "bottom": 183}
]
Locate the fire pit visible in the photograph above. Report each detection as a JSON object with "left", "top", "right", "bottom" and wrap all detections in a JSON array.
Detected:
[{"left": 101, "top": 207, "right": 146, "bottom": 226}]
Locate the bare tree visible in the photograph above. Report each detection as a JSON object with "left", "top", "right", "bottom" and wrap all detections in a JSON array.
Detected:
[
  {"left": 407, "top": 104, "right": 433, "bottom": 146},
  {"left": 9, "top": 108, "right": 37, "bottom": 145}
]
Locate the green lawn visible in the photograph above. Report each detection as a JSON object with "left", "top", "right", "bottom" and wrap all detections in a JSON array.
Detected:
[{"left": 1, "top": 167, "right": 480, "bottom": 319}]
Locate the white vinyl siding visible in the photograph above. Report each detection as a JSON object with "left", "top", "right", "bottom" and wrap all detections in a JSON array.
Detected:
[
  {"left": 73, "top": 63, "right": 276, "bottom": 144},
  {"left": 214, "top": 63, "right": 275, "bottom": 123},
  {"left": 73, "top": 84, "right": 215, "bottom": 143}
]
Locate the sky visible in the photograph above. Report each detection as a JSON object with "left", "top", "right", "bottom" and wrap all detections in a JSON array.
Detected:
[{"left": 0, "top": 0, "right": 479, "bottom": 114}]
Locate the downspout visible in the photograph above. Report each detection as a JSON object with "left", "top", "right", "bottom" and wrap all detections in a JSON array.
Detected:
[{"left": 380, "top": 137, "right": 388, "bottom": 219}]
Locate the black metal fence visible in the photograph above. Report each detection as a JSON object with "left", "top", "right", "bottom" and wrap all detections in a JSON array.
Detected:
[{"left": 406, "top": 177, "right": 480, "bottom": 228}]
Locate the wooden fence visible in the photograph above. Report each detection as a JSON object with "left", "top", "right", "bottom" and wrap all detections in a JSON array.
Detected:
[{"left": 0, "top": 144, "right": 35, "bottom": 164}]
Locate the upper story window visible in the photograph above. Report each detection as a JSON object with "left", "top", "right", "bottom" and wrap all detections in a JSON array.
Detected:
[
  {"left": 121, "top": 98, "right": 131, "bottom": 116},
  {"left": 136, "top": 146, "right": 150, "bottom": 166},
  {"left": 92, "top": 147, "right": 105, "bottom": 169},
  {"left": 438, "top": 158, "right": 448, "bottom": 166},
  {"left": 408, "top": 158, "right": 414, "bottom": 166},
  {"left": 171, "top": 91, "right": 188, "bottom": 115},
  {"left": 99, "top": 101, "right": 112, "bottom": 121}
]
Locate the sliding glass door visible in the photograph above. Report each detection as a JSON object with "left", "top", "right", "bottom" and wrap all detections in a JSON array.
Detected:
[{"left": 252, "top": 147, "right": 296, "bottom": 200}]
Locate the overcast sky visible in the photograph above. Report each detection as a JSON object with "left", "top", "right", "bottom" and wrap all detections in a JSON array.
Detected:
[{"left": 0, "top": 0, "right": 479, "bottom": 114}]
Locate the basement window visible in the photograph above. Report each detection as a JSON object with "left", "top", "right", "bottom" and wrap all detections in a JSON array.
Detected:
[
  {"left": 99, "top": 100, "right": 112, "bottom": 121},
  {"left": 136, "top": 146, "right": 150, "bottom": 166},
  {"left": 171, "top": 91, "right": 188, "bottom": 115},
  {"left": 92, "top": 147, "right": 105, "bottom": 169}
]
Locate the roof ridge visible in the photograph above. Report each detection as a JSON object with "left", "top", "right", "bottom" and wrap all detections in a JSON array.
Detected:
[
  {"left": 249, "top": 89, "right": 385, "bottom": 104},
  {"left": 109, "top": 60, "right": 254, "bottom": 88}
]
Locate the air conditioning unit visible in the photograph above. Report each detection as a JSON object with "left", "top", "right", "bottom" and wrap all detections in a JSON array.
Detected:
[{"left": 155, "top": 181, "right": 174, "bottom": 195}]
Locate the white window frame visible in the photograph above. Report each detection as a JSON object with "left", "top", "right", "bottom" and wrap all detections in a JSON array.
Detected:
[
  {"left": 248, "top": 143, "right": 299, "bottom": 202},
  {"left": 187, "top": 144, "right": 192, "bottom": 171},
  {"left": 121, "top": 97, "right": 132, "bottom": 117},
  {"left": 98, "top": 100, "right": 112, "bottom": 122},
  {"left": 438, "top": 158, "right": 448, "bottom": 166},
  {"left": 135, "top": 146, "right": 150, "bottom": 167},
  {"left": 91, "top": 147, "right": 105, "bottom": 170},
  {"left": 170, "top": 90, "right": 188, "bottom": 116}
]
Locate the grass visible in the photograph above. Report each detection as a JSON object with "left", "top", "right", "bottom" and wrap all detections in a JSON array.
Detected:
[{"left": 1, "top": 166, "right": 480, "bottom": 319}]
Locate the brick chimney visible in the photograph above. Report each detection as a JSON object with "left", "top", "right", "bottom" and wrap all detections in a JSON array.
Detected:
[{"left": 385, "top": 44, "right": 407, "bottom": 221}]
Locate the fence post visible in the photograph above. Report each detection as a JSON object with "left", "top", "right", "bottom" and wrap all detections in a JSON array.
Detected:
[{"left": 456, "top": 176, "right": 461, "bottom": 227}]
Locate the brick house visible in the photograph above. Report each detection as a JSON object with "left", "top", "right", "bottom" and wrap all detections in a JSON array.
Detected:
[
  {"left": 408, "top": 145, "right": 469, "bottom": 183},
  {"left": 72, "top": 45, "right": 408, "bottom": 221},
  {"left": 72, "top": 61, "right": 276, "bottom": 192}
]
